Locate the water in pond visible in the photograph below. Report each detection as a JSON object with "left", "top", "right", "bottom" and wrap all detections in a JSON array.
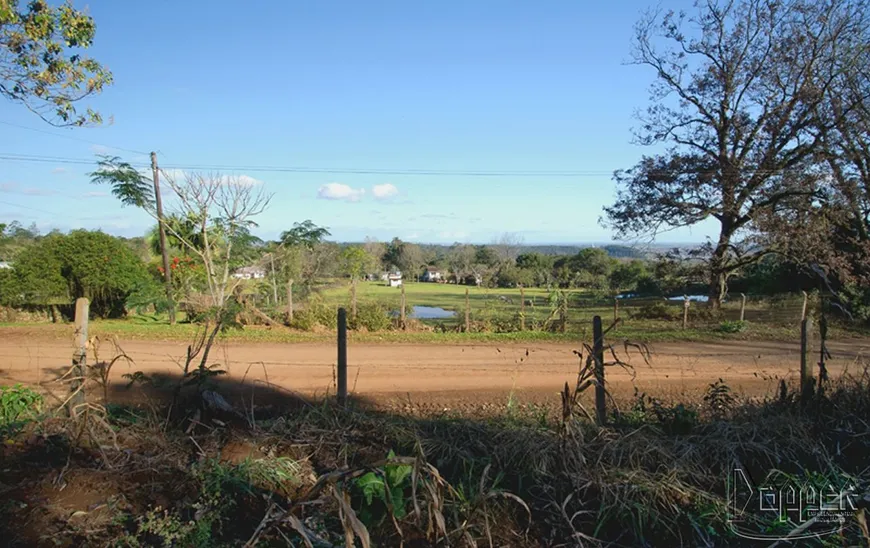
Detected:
[
  {"left": 618, "top": 293, "right": 710, "bottom": 302},
  {"left": 391, "top": 305, "right": 456, "bottom": 319},
  {"left": 668, "top": 295, "right": 709, "bottom": 302}
]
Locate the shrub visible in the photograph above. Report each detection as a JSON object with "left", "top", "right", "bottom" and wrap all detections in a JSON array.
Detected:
[
  {"left": 630, "top": 301, "right": 682, "bottom": 321},
  {"left": 290, "top": 295, "right": 337, "bottom": 330},
  {"left": 718, "top": 320, "right": 747, "bottom": 333},
  {"left": 350, "top": 302, "right": 392, "bottom": 331}
]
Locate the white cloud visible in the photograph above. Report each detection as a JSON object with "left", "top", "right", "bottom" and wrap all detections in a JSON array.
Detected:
[
  {"left": 82, "top": 191, "right": 108, "bottom": 198},
  {"left": 438, "top": 231, "right": 469, "bottom": 240},
  {"left": 90, "top": 144, "right": 111, "bottom": 155},
  {"left": 317, "top": 183, "right": 365, "bottom": 202},
  {"left": 222, "top": 174, "right": 262, "bottom": 187},
  {"left": 158, "top": 169, "right": 263, "bottom": 187},
  {"left": 372, "top": 183, "right": 399, "bottom": 200},
  {"left": 51, "top": 167, "right": 68, "bottom": 175}
]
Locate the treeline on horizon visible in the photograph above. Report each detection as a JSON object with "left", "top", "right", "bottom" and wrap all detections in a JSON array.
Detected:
[{"left": 0, "top": 219, "right": 821, "bottom": 320}]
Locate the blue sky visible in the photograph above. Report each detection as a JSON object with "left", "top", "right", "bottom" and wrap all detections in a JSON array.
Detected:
[{"left": 0, "top": 0, "right": 717, "bottom": 245}]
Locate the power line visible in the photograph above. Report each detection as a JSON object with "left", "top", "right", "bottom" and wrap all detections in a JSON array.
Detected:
[
  {"left": 0, "top": 153, "right": 611, "bottom": 176},
  {"left": 0, "top": 120, "right": 150, "bottom": 156},
  {"left": 0, "top": 199, "right": 64, "bottom": 216},
  {"left": 0, "top": 151, "right": 822, "bottom": 178}
]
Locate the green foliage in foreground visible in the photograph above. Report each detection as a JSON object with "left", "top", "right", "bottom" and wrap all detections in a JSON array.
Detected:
[{"left": 0, "top": 384, "right": 42, "bottom": 434}]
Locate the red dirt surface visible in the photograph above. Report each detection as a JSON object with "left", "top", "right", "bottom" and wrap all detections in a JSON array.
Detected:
[{"left": 2, "top": 328, "right": 869, "bottom": 408}]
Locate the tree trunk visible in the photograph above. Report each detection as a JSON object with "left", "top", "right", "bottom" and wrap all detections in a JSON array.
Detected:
[{"left": 708, "top": 241, "right": 730, "bottom": 309}]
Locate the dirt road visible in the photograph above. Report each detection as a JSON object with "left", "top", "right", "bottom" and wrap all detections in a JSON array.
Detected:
[{"left": 2, "top": 328, "right": 869, "bottom": 407}]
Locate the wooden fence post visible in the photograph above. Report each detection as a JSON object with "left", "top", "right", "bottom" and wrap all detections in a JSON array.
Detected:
[
  {"left": 740, "top": 293, "right": 746, "bottom": 322},
  {"left": 519, "top": 285, "right": 526, "bottom": 331},
  {"left": 801, "top": 290, "right": 809, "bottom": 321},
  {"left": 465, "top": 286, "right": 470, "bottom": 333},
  {"left": 351, "top": 278, "right": 358, "bottom": 320},
  {"left": 613, "top": 297, "right": 619, "bottom": 324},
  {"left": 337, "top": 308, "right": 347, "bottom": 406},
  {"left": 269, "top": 253, "right": 279, "bottom": 306},
  {"left": 682, "top": 296, "right": 690, "bottom": 329},
  {"left": 400, "top": 283, "right": 406, "bottom": 328},
  {"left": 286, "top": 279, "right": 294, "bottom": 323},
  {"left": 800, "top": 317, "right": 814, "bottom": 405},
  {"left": 593, "top": 315, "right": 606, "bottom": 425},
  {"left": 70, "top": 297, "right": 89, "bottom": 417}
]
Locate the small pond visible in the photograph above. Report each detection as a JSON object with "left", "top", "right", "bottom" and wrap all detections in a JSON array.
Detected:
[
  {"left": 618, "top": 293, "right": 710, "bottom": 302},
  {"left": 667, "top": 295, "right": 709, "bottom": 302},
  {"left": 391, "top": 305, "right": 456, "bottom": 319}
]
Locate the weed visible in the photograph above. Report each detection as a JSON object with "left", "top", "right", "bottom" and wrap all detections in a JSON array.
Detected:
[
  {"left": 719, "top": 319, "right": 747, "bottom": 333},
  {"left": 703, "top": 378, "right": 736, "bottom": 418},
  {"left": 0, "top": 384, "right": 42, "bottom": 434},
  {"left": 352, "top": 450, "right": 414, "bottom": 525}
]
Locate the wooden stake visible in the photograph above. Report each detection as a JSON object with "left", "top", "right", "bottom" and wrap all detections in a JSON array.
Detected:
[
  {"left": 740, "top": 293, "right": 746, "bottom": 322},
  {"left": 819, "top": 315, "right": 829, "bottom": 391},
  {"left": 286, "top": 279, "right": 294, "bottom": 323},
  {"left": 400, "top": 282, "right": 406, "bottom": 328},
  {"left": 801, "top": 290, "right": 809, "bottom": 321},
  {"left": 614, "top": 297, "right": 619, "bottom": 324},
  {"left": 683, "top": 296, "right": 690, "bottom": 329},
  {"left": 70, "top": 298, "right": 89, "bottom": 417},
  {"left": 465, "top": 286, "right": 470, "bottom": 333},
  {"left": 593, "top": 315, "right": 606, "bottom": 425},
  {"left": 520, "top": 285, "right": 526, "bottom": 331},
  {"left": 337, "top": 308, "right": 347, "bottom": 406},
  {"left": 269, "top": 253, "right": 278, "bottom": 306},
  {"left": 351, "top": 278, "right": 358, "bottom": 320},
  {"left": 800, "top": 317, "right": 814, "bottom": 404},
  {"left": 151, "top": 152, "right": 175, "bottom": 325}
]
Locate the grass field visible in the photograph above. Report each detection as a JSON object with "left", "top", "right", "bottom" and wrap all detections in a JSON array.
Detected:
[{"left": 1, "top": 281, "right": 861, "bottom": 345}]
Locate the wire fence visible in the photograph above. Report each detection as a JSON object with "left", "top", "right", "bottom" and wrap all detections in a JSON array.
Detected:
[{"left": 373, "top": 288, "right": 837, "bottom": 334}]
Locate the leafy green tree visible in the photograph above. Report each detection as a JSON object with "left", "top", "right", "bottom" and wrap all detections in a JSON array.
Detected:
[
  {"left": 0, "top": 267, "right": 22, "bottom": 306},
  {"left": 608, "top": 260, "right": 648, "bottom": 296},
  {"left": 1, "top": 0, "right": 112, "bottom": 126},
  {"left": 12, "top": 230, "right": 148, "bottom": 317},
  {"left": 0, "top": 220, "right": 39, "bottom": 261},
  {"left": 474, "top": 246, "right": 499, "bottom": 268},
  {"left": 516, "top": 252, "right": 555, "bottom": 288},
  {"left": 383, "top": 238, "right": 425, "bottom": 278},
  {"left": 493, "top": 263, "right": 533, "bottom": 288},
  {"left": 279, "top": 220, "right": 330, "bottom": 249},
  {"left": 340, "top": 245, "right": 375, "bottom": 281}
]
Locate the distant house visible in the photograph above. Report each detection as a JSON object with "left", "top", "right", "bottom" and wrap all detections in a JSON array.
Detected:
[
  {"left": 386, "top": 272, "right": 403, "bottom": 287},
  {"left": 232, "top": 266, "right": 266, "bottom": 280},
  {"left": 421, "top": 266, "right": 443, "bottom": 282}
]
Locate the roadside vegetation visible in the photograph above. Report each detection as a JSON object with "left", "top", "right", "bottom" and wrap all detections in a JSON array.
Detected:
[{"left": 1, "top": 339, "right": 868, "bottom": 546}]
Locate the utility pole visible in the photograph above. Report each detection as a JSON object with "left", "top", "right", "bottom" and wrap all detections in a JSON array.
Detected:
[
  {"left": 269, "top": 253, "right": 279, "bottom": 306},
  {"left": 152, "top": 152, "right": 175, "bottom": 325}
]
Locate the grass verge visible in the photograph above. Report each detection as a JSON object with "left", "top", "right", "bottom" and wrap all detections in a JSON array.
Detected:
[{"left": 1, "top": 365, "right": 868, "bottom": 546}]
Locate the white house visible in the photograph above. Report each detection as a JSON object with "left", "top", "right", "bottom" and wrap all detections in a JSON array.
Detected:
[
  {"left": 232, "top": 266, "right": 266, "bottom": 280},
  {"left": 0, "top": 261, "right": 11, "bottom": 270},
  {"left": 421, "top": 266, "right": 443, "bottom": 282},
  {"left": 387, "top": 272, "right": 403, "bottom": 287}
]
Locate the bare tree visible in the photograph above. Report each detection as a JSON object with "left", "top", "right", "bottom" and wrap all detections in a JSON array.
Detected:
[
  {"left": 604, "top": 0, "right": 867, "bottom": 308},
  {"left": 160, "top": 172, "right": 272, "bottom": 309},
  {"left": 493, "top": 232, "right": 525, "bottom": 264}
]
